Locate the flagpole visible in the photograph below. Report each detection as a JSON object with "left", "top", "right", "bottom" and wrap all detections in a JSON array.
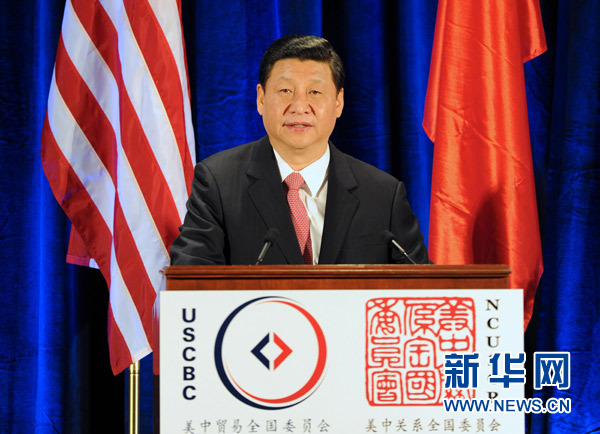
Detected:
[{"left": 129, "top": 361, "right": 140, "bottom": 434}]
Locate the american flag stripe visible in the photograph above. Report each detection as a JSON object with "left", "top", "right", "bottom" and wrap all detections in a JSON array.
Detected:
[
  {"left": 41, "top": 116, "right": 114, "bottom": 274},
  {"left": 101, "top": 1, "right": 191, "bottom": 196},
  {"left": 41, "top": 0, "right": 195, "bottom": 374},
  {"left": 46, "top": 75, "right": 116, "bottom": 244},
  {"left": 69, "top": 0, "right": 184, "bottom": 256},
  {"left": 145, "top": 0, "right": 195, "bottom": 166},
  {"left": 54, "top": 38, "right": 118, "bottom": 184},
  {"left": 124, "top": 0, "right": 195, "bottom": 193}
]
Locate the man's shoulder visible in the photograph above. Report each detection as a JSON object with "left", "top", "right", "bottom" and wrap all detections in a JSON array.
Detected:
[
  {"left": 331, "top": 145, "right": 399, "bottom": 186},
  {"left": 198, "top": 136, "right": 270, "bottom": 173},
  {"left": 201, "top": 138, "right": 259, "bottom": 165}
]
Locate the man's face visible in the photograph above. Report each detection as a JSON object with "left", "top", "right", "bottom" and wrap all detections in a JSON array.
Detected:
[{"left": 257, "top": 58, "right": 344, "bottom": 162}]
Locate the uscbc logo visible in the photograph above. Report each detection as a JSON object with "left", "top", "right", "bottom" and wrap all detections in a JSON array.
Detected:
[{"left": 214, "top": 297, "right": 327, "bottom": 410}]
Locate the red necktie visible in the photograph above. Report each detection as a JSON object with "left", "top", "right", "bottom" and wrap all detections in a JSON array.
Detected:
[{"left": 284, "top": 172, "right": 313, "bottom": 264}]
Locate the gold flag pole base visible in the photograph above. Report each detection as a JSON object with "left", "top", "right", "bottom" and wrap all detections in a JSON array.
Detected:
[{"left": 129, "top": 361, "right": 140, "bottom": 434}]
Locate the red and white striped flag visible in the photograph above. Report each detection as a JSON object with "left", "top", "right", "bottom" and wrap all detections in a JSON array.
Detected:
[{"left": 41, "top": 0, "right": 195, "bottom": 374}]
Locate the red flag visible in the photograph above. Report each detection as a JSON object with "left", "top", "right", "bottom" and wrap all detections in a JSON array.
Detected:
[
  {"left": 424, "top": 0, "right": 545, "bottom": 328},
  {"left": 41, "top": 0, "right": 196, "bottom": 374}
]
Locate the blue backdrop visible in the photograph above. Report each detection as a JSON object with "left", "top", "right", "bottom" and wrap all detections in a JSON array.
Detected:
[{"left": 0, "top": 0, "right": 598, "bottom": 432}]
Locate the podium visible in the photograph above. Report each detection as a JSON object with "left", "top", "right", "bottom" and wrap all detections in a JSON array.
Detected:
[
  {"left": 158, "top": 264, "right": 525, "bottom": 433},
  {"left": 164, "top": 264, "right": 510, "bottom": 291}
]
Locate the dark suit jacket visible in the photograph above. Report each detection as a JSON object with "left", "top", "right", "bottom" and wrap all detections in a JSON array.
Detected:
[{"left": 170, "top": 136, "right": 429, "bottom": 265}]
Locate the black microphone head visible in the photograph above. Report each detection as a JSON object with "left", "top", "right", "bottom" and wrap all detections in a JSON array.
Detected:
[
  {"left": 264, "top": 228, "right": 280, "bottom": 243},
  {"left": 381, "top": 230, "right": 396, "bottom": 244}
]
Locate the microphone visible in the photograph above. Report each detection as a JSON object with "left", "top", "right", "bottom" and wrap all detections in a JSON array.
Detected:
[
  {"left": 381, "top": 230, "right": 417, "bottom": 265},
  {"left": 255, "top": 228, "right": 280, "bottom": 265}
]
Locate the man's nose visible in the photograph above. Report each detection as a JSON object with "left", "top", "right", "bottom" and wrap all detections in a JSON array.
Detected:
[{"left": 289, "top": 92, "right": 310, "bottom": 113}]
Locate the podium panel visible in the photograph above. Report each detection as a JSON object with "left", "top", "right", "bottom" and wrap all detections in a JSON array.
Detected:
[
  {"left": 159, "top": 265, "right": 524, "bottom": 433},
  {"left": 164, "top": 264, "right": 511, "bottom": 291}
]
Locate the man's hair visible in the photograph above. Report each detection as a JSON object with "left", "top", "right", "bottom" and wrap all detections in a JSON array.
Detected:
[{"left": 259, "top": 34, "right": 345, "bottom": 92}]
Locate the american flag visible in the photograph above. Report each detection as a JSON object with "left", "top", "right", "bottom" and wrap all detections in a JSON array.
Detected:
[{"left": 41, "top": 0, "right": 195, "bottom": 374}]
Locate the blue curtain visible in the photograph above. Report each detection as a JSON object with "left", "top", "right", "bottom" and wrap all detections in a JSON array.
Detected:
[
  {"left": 0, "top": 0, "right": 597, "bottom": 432},
  {"left": 526, "top": 1, "right": 600, "bottom": 432}
]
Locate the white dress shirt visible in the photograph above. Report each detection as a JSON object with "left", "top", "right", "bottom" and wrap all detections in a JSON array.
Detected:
[{"left": 273, "top": 146, "right": 329, "bottom": 264}]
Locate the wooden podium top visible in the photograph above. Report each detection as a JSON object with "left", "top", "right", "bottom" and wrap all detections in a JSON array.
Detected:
[{"left": 163, "top": 264, "right": 511, "bottom": 291}]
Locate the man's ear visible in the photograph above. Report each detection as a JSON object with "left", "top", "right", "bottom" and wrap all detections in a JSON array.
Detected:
[
  {"left": 256, "top": 84, "right": 264, "bottom": 115},
  {"left": 336, "top": 87, "right": 344, "bottom": 118}
]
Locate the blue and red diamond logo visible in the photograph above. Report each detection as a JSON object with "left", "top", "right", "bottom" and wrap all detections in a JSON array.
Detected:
[
  {"left": 251, "top": 332, "right": 293, "bottom": 370},
  {"left": 215, "top": 296, "right": 327, "bottom": 410}
]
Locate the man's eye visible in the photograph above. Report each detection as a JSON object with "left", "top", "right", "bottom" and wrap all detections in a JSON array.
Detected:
[
  {"left": 309, "top": 90, "right": 322, "bottom": 95},
  {"left": 279, "top": 88, "right": 292, "bottom": 93}
]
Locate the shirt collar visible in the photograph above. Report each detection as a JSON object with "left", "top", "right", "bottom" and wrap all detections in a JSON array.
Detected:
[{"left": 273, "top": 145, "right": 330, "bottom": 196}]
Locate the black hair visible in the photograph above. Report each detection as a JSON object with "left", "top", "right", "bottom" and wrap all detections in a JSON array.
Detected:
[{"left": 258, "top": 34, "right": 345, "bottom": 92}]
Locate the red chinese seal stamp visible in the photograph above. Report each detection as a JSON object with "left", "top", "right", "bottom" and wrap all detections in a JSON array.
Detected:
[{"left": 366, "top": 297, "right": 476, "bottom": 406}]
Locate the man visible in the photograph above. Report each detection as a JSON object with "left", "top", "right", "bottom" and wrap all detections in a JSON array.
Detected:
[{"left": 170, "top": 34, "right": 429, "bottom": 265}]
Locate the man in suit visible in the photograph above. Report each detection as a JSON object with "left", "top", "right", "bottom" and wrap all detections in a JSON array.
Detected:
[{"left": 170, "top": 34, "right": 429, "bottom": 265}]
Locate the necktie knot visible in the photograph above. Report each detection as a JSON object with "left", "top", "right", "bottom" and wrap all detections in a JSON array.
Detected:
[{"left": 284, "top": 172, "right": 306, "bottom": 191}]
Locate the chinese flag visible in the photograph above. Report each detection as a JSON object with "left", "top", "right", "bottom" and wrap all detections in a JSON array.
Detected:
[{"left": 423, "top": 0, "right": 546, "bottom": 328}]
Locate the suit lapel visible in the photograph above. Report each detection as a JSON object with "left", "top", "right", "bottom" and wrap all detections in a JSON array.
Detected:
[
  {"left": 246, "top": 137, "right": 304, "bottom": 264},
  {"left": 319, "top": 145, "right": 359, "bottom": 264}
]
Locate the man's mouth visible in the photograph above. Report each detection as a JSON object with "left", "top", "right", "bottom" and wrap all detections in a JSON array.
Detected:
[{"left": 285, "top": 122, "right": 312, "bottom": 130}]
